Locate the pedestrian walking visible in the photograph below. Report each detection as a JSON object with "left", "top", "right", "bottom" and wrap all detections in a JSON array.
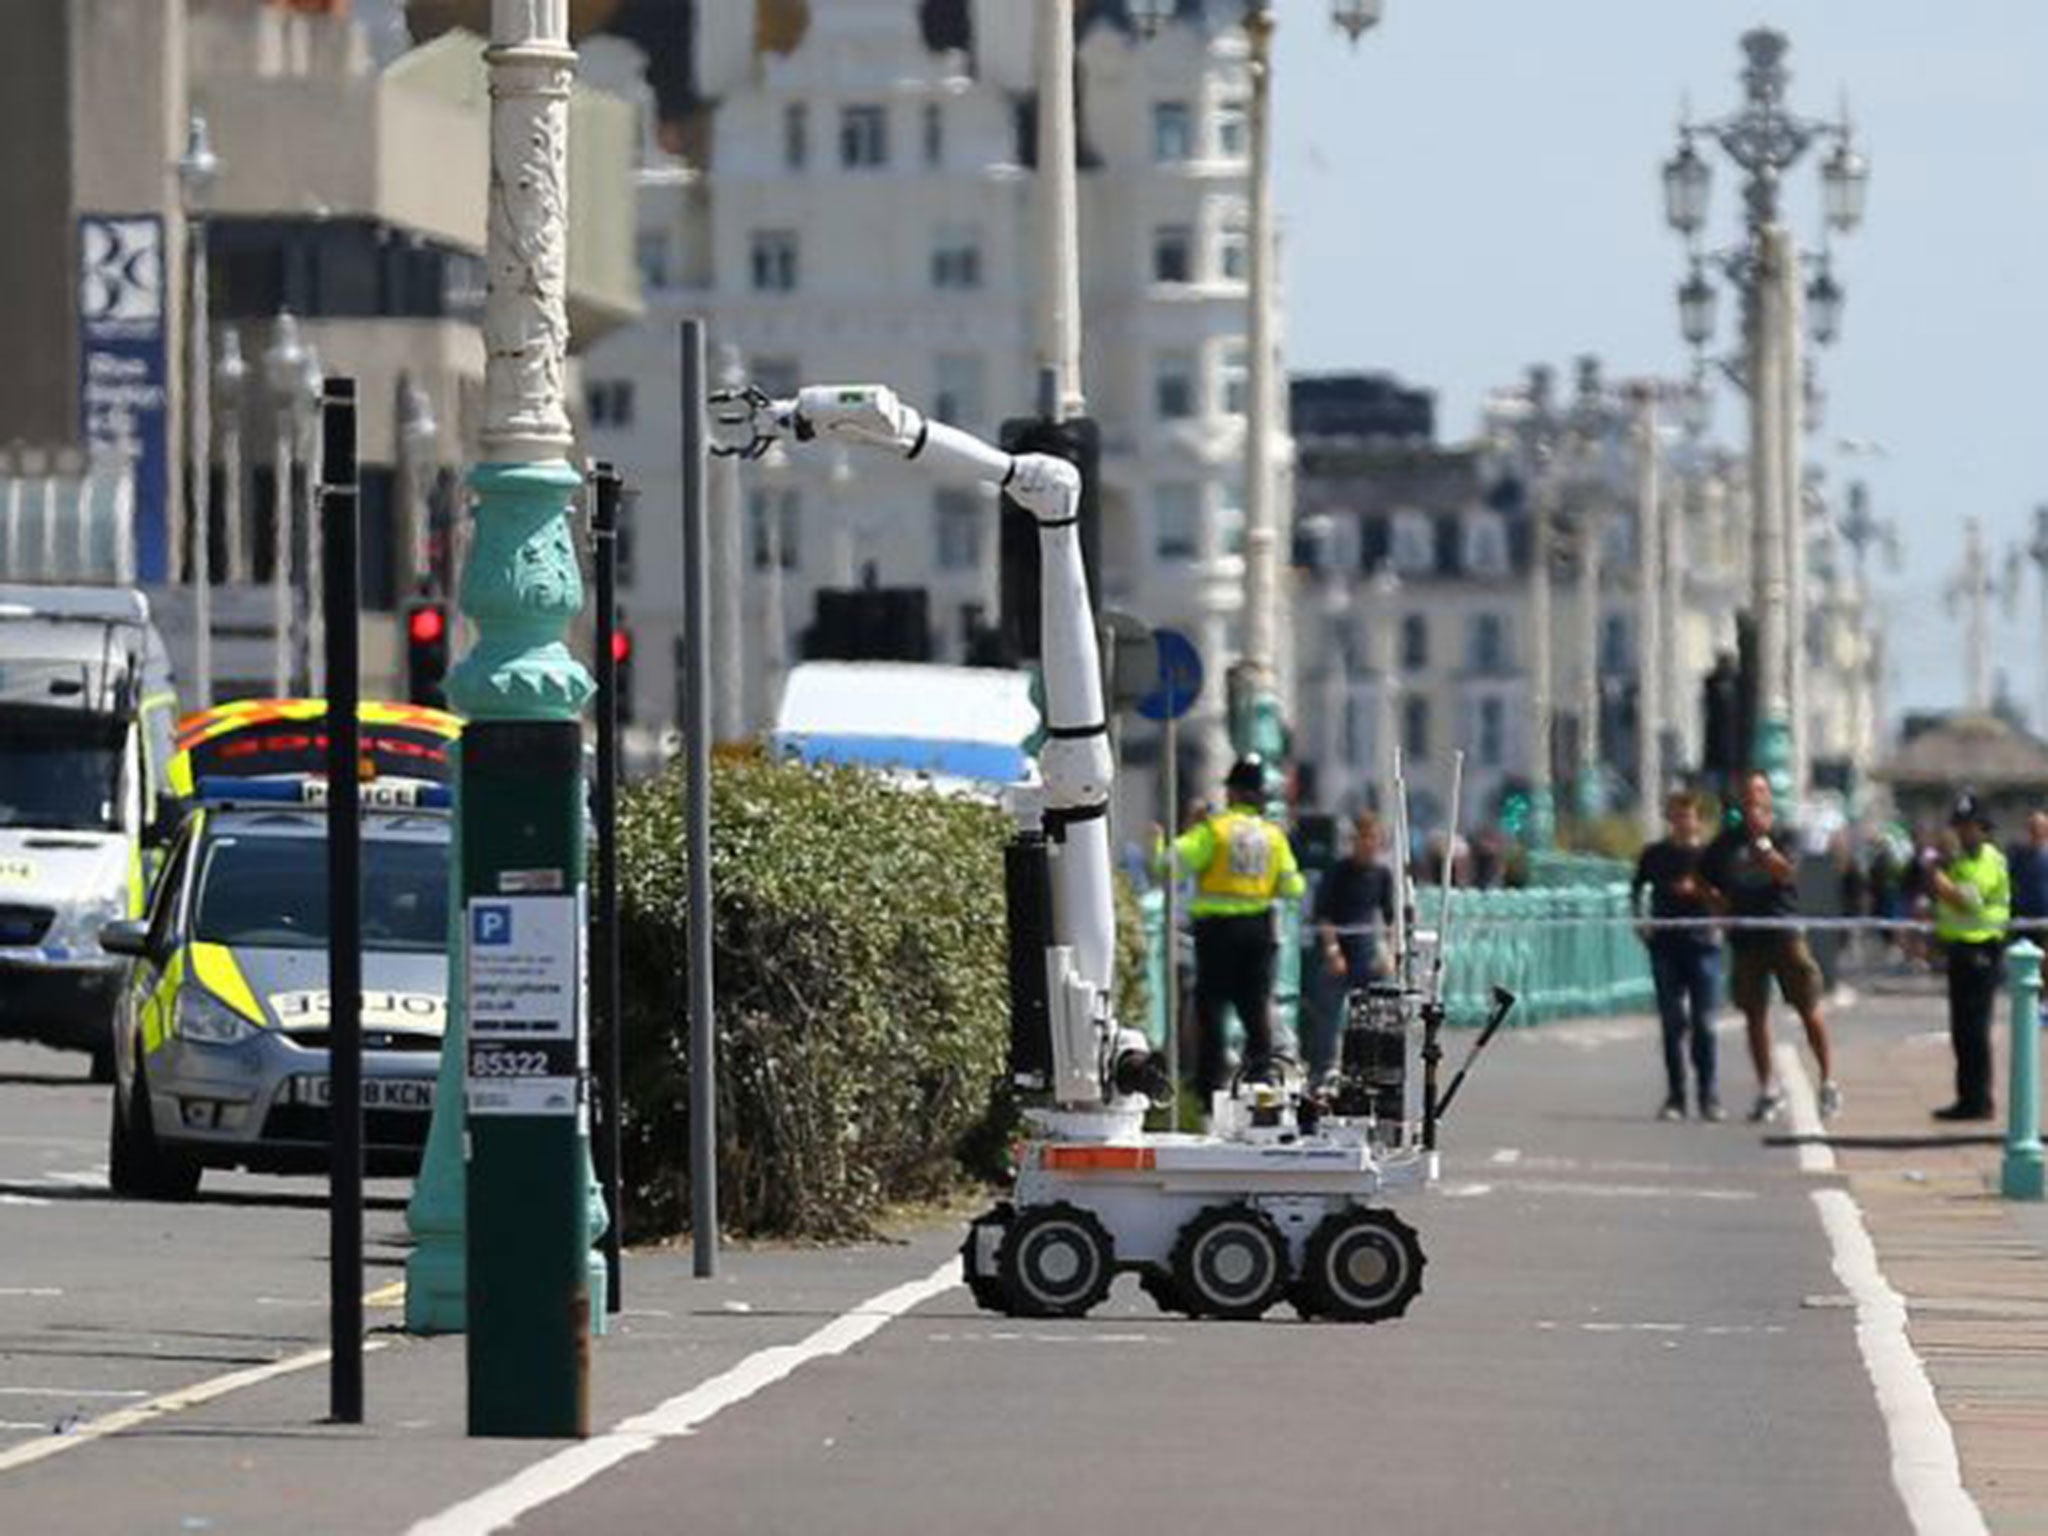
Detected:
[
  {"left": 1159, "top": 755, "right": 1305, "bottom": 1101},
  {"left": 1698, "top": 769, "right": 1839, "bottom": 1122},
  {"left": 1930, "top": 793, "right": 2011, "bottom": 1121},
  {"left": 1308, "top": 810, "right": 1397, "bottom": 1083},
  {"left": 1632, "top": 789, "right": 1722, "bottom": 1121}
]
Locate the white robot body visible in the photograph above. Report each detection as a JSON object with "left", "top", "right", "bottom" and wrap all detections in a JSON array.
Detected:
[{"left": 712, "top": 382, "right": 1511, "bottom": 1324}]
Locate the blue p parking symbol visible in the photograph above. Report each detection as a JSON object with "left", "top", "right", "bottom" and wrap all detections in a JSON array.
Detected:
[{"left": 473, "top": 904, "right": 513, "bottom": 946}]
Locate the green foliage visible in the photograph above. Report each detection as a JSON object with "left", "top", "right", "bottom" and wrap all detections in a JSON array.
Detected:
[{"left": 615, "top": 755, "right": 1149, "bottom": 1242}]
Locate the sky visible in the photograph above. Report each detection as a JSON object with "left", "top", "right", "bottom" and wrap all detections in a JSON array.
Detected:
[{"left": 1271, "top": 0, "right": 2048, "bottom": 731}]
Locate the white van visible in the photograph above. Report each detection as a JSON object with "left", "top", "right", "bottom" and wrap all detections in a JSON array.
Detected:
[
  {"left": 0, "top": 585, "right": 179, "bottom": 1078},
  {"left": 771, "top": 660, "right": 1040, "bottom": 797}
]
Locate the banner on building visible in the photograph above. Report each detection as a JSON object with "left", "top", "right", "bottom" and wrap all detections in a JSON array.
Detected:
[{"left": 78, "top": 213, "right": 169, "bottom": 583}]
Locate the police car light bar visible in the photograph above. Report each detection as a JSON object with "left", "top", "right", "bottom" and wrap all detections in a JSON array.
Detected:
[{"left": 194, "top": 775, "right": 452, "bottom": 810}]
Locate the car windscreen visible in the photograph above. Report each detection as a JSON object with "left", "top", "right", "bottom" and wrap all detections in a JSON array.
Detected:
[
  {"left": 0, "top": 711, "right": 122, "bottom": 831},
  {"left": 191, "top": 832, "right": 448, "bottom": 953}
]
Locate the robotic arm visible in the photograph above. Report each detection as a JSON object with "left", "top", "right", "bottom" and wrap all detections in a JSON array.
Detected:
[{"left": 712, "top": 384, "right": 1154, "bottom": 1116}]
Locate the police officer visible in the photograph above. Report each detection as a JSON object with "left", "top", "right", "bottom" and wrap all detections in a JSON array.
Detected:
[
  {"left": 1162, "top": 755, "right": 1305, "bottom": 1100},
  {"left": 1930, "top": 792, "right": 2011, "bottom": 1121}
]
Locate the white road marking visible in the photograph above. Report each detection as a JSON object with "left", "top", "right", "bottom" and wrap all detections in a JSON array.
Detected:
[
  {"left": 1489, "top": 1148, "right": 1522, "bottom": 1165},
  {"left": 1812, "top": 1188, "right": 1988, "bottom": 1536},
  {"left": 1438, "top": 1181, "right": 1493, "bottom": 1198},
  {"left": 0, "top": 1342, "right": 385, "bottom": 1476},
  {"left": 408, "top": 1259, "right": 959, "bottom": 1536},
  {"left": 1774, "top": 1042, "right": 1837, "bottom": 1173},
  {"left": 0, "top": 1196, "right": 51, "bottom": 1208},
  {"left": 0, "top": 1287, "right": 62, "bottom": 1298},
  {"left": 1495, "top": 1178, "right": 1755, "bottom": 1203},
  {"left": 0, "top": 1387, "right": 145, "bottom": 1400}
]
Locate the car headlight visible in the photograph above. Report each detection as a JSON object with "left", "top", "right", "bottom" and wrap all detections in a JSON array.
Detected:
[{"left": 175, "top": 988, "right": 260, "bottom": 1045}]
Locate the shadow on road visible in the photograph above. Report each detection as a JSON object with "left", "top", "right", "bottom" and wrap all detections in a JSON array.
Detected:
[
  {"left": 0, "top": 1071, "right": 98, "bottom": 1089},
  {"left": 0, "top": 1179, "right": 407, "bottom": 1213},
  {"left": 1766, "top": 1132, "right": 2006, "bottom": 1152}
]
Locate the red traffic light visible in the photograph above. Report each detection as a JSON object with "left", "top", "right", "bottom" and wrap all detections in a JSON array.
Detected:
[
  {"left": 408, "top": 605, "right": 447, "bottom": 645},
  {"left": 611, "top": 629, "right": 633, "bottom": 664}
]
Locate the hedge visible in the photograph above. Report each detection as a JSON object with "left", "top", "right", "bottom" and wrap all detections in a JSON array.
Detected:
[{"left": 615, "top": 753, "right": 1148, "bottom": 1242}]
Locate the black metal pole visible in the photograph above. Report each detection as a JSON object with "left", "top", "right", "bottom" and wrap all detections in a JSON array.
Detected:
[
  {"left": 681, "top": 320, "right": 717, "bottom": 1278},
  {"left": 321, "top": 377, "right": 363, "bottom": 1424},
  {"left": 590, "top": 462, "right": 624, "bottom": 1315}
]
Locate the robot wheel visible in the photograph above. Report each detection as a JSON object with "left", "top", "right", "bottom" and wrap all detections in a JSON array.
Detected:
[
  {"left": 1291, "top": 1206, "right": 1426, "bottom": 1323},
  {"left": 1168, "top": 1203, "right": 1291, "bottom": 1320},
  {"left": 995, "top": 1202, "right": 1116, "bottom": 1318}
]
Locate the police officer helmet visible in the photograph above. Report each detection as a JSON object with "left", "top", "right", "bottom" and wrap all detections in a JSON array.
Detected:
[
  {"left": 1225, "top": 756, "right": 1267, "bottom": 802},
  {"left": 1950, "top": 791, "right": 1992, "bottom": 832}
]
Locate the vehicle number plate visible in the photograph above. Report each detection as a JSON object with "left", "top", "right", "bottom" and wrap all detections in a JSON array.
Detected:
[{"left": 293, "top": 1076, "right": 435, "bottom": 1110}]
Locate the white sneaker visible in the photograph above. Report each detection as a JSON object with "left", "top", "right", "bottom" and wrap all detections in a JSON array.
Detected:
[
  {"left": 1818, "top": 1081, "right": 1843, "bottom": 1121},
  {"left": 1746, "top": 1088, "right": 1786, "bottom": 1124}
]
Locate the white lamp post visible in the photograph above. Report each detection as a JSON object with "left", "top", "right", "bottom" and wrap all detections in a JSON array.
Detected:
[
  {"left": 299, "top": 345, "right": 326, "bottom": 695},
  {"left": 263, "top": 312, "right": 304, "bottom": 696},
  {"left": 178, "top": 113, "right": 220, "bottom": 706}
]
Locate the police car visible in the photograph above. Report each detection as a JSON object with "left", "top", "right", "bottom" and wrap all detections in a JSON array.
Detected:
[{"left": 98, "top": 777, "right": 450, "bottom": 1199}]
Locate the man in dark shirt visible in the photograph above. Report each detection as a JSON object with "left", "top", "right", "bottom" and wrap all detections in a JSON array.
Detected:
[
  {"left": 2009, "top": 809, "right": 2048, "bottom": 934},
  {"left": 1699, "top": 769, "right": 1838, "bottom": 1122},
  {"left": 1308, "top": 811, "right": 1398, "bottom": 1081},
  {"left": 1633, "top": 789, "right": 1721, "bottom": 1120}
]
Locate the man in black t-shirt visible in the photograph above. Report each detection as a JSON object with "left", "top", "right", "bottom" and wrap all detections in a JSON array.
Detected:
[
  {"left": 1308, "top": 811, "right": 1398, "bottom": 1081},
  {"left": 1698, "top": 770, "right": 1837, "bottom": 1123},
  {"left": 1632, "top": 789, "right": 1722, "bottom": 1120}
]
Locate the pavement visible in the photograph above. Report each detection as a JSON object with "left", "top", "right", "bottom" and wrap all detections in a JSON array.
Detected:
[
  {"left": 1820, "top": 970, "right": 2048, "bottom": 1535},
  {"left": 0, "top": 972, "right": 2043, "bottom": 1535}
]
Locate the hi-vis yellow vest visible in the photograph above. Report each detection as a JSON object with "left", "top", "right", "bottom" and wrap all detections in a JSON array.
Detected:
[
  {"left": 1937, "top": 843, "right": 2011, "bottom": 945},
  {"left": 1173, "top": 809, "right": 1303, "bottom": 916}
]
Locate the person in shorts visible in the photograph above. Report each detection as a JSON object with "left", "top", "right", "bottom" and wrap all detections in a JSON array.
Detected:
[{"left": 1699, "top": 769, "right": 1839, "bottom": 1122}]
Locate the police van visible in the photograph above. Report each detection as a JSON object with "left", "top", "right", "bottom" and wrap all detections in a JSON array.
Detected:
[{"left": 0, "top": 586, "right": 180, "bottom": 1078}]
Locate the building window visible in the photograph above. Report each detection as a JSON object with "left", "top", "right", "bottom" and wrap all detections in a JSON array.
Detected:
[
  {"left": 1403, "top": 695, "right": 1430, "bottom": 758},
  {"left": 930, "top": 225, "right": 983, "bottom": 290},
  {"left": 635, "top": 228, "right": 670, "bottom": 290},
  {"left": 750, "top": 231, "right": 799, "bottom": 292},
  {"left": 933, "top": 353, "right": 985, "bottom": 430},
  {"left": 841, "top": 105, "right": 888, "bottom": 168},
  {"left": 1601, "top": 613, "right": 1629, "bottom": 674},
  {"left": 1220, "top": 343, "right": 1248, "bottom": 416},
  {"left": 783, "top": 103, "right": 808, "bottom": 171},
  {"left": 1478, "top": 698, "right": 1506, "bottom": 767},
  {"left": 1400, "top": 613, "right": 1428, "bottom": 672},
  {"left": 749, "top": 488, "right": 801, "bottom": 571},
  {"left": 1153, "top": 101, "right": 1193, "bottom": 162},
  {"left": 1154, "top": 483, "right": 1199, "bottom": 561},
  {"left": 1390, "top": 510, "right": 1434, "bottom": 574},
  {"left": 1217, "top": 98, "right": 1249, "bottom": 158},
  {"left": 923, "top": 101, "right": 944, "bottom": 167},
  {"left": 935, "top": 488, "right": 982, "bottom": 572},
  {"left": 749, "top": 355, "right": 801, "bottom": 402},
  {"left": 1152, "top": 225, "right": 1193, "bottom": 284},
  {"left": 587, "top": 380, "right": 634, "bottom": 429},
  {"left": 1467, "top": 612, "right": 1508, "bottom": 673},
  {"left": 1219, "top": 223, "right": 1249, "bottom": 281},
  {"left": 1463, "top": 511, "right": 1509, "bottom": 576},
  {"left": 1155, "top": 351, "right": 1196, "bottom": 420}
]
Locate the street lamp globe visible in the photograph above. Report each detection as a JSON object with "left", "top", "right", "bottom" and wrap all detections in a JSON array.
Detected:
[
  {"left": 1661, "top": 137, "right": 1711, "bottom": 235},
  {"left": 1806, "top": 265, "right": 1844, "bottom": 347},
  {"left": 264, "top": 311, "right": 305, "bottom": 405},
  {"left": 1822, "top": 138, "right": 1870, "bottom": 234},
  {"left": 1330, "top": 0, "right": 1384, "bottom": 46},
  {"left": 1677, "top": 267, "right": 1717, "bottom": 348},
  {"left": 1126, "top": 0, "right": 1176, "bottom": 39},
  {"left": 1679, "top": 374, "right": 1713, "bottom": 438},
  {"left": 177, "top": 113, "right": 220, "bottom": 210},
  {"left": 215, "top": 326, "right": 246, "bottom": 406},
  {"left": 400, "top": 377, "right": 438, "bottom": 458}
]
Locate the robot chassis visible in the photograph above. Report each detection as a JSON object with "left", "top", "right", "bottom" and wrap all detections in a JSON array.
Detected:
[{"left": 712, "top": 383, "right": 1515, "bottom": 1324}]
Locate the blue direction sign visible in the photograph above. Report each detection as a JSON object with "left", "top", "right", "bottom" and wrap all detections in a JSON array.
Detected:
[{"left": 1136, "top": 627, "right": 1202, "bottom": 722}]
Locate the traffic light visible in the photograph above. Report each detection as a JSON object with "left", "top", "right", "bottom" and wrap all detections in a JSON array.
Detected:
[
  {"left": 997, "top": 415, "right": 1100, "bottom": 665},
  {"left": 404, "top": 600, "right": 449, "bottom": 709},
  {"left": 610, "top": 625, "right": 634, "bottom": 725}
]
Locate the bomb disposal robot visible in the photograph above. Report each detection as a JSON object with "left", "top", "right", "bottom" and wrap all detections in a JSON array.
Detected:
[{"left": 711, "top": 384, "right": 1514, "bottom": 1322}]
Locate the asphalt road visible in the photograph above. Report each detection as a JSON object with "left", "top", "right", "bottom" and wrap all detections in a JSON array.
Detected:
[{"left": 0, "top": 1000, "right": 1927, "bottom": 1536}]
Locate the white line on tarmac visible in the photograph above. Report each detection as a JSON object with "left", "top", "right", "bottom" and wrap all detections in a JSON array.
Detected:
[
  {"left": 0, "top": 1387, "right": 144, "bottom": 1399},
  {"left": 407, "top": 1259, "right": 961, "bottom": 1536},
  {"left": 0, "top": 1342, "right": 386, "bottom": 1477},
  {"left": 0, "top": 1196, "right": 51, "bottom": 1208},
  {"left": 1774, "top": 1043, "right": 1837, "bottom": 1173},
  {"left": 1812, "top": 1188, "right": 1989, "bottom": 1536},
  {"left": 0, "top": 1287, "right": 62, "bottom": 1298},
  {"left": 1488, "top": 1148, "right": 1522, "bottom": 1165}
]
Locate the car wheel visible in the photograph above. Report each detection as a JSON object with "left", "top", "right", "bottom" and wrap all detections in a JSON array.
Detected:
[{"left": 108, "top": 1055, "right": 200, "bottom": 1202}]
